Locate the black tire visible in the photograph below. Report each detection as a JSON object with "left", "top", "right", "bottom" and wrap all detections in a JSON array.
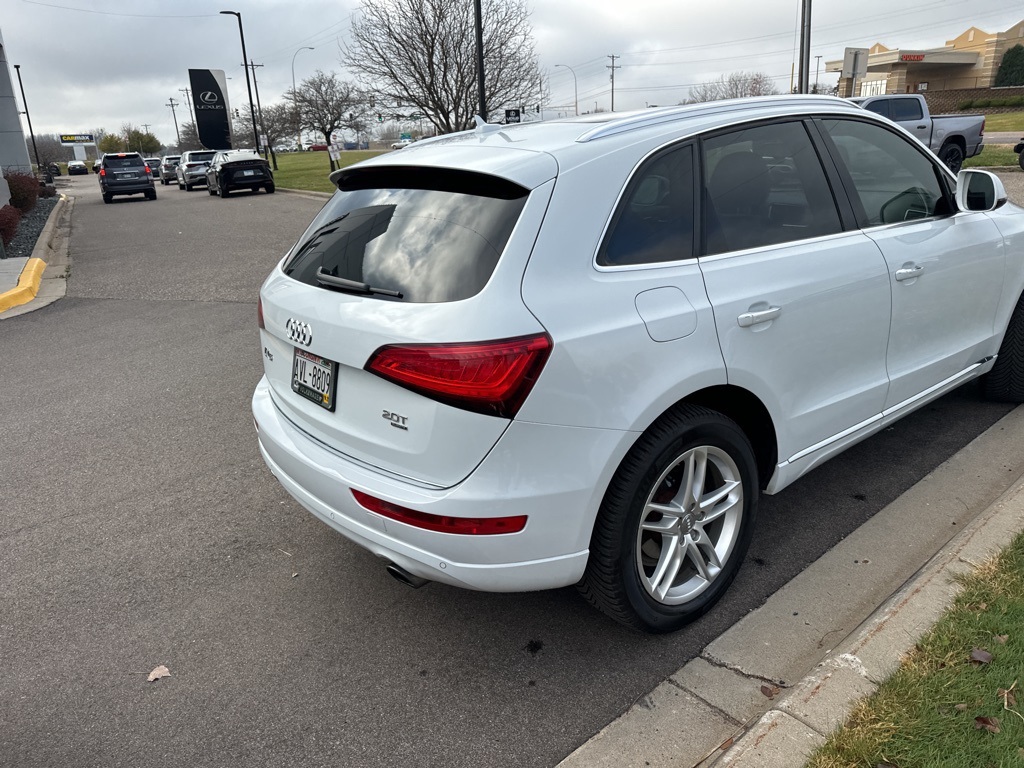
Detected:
[
  {"left": 265, "top": 183, "right": 275, "bottom": 194},
  {"left": 184, "top": 183, "right": 192, "bottom": 191},
  {"left": 578, "top": 404, "right": 758, "bottom": 633},
  {"left": 219, "top": 183, "right": 229, "bottom": 198},
  {"left": 939, "top": 143, "right": 965, "bottom": 175},
  {"left": 146, "top": 189, "right": 156, "bottom": 200},
  {"left": 985, "top": 292, "right": 1024, "bottom": 402},
  {"left": 102, "top": 192, "right": 112, "bottom": 204},
  {"left": 1019, "top": 151, "right": 1024, "bottom": 171},
  {"left": 177, "top": 179, "right": 185, "bottom": 190}
]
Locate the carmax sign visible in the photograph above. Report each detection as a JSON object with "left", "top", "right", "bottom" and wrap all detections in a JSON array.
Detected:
[{"left": 59, "top": 134, "right": 95, "bottom": 145}]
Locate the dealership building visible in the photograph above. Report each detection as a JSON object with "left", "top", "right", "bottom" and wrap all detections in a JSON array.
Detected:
[{"left": 827, "top": 18, "right": 1024, "bottom": 100}]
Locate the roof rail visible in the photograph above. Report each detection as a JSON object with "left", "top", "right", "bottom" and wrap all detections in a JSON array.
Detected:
[{"left": 575, "top": 95, "right": 850, "bottom": 143}]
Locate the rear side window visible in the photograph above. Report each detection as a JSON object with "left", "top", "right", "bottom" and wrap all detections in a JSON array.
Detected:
[
  {"left": 598, "top": 143, "right": 695, "bottom": 266},
  {"left": 890, "top": 98, "right": 924, "bottom": 122},
  {"left": 821, "top": 118, "right": 951, "bottom": 226},
  {"left": 283, "top": 167, "right": 528, "bottom": 303},
  {"left": 702, "top": 120, "right": 842, "bottom": 255}
]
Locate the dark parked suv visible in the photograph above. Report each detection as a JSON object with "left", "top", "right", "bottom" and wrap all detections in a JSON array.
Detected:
[{"left": 98, "top": 152, "right": 156, "bottom": 203}]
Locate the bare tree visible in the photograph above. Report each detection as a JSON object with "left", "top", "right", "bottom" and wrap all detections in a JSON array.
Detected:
[
  {"left": 291, "top": 70, "right": 362, "bottom": 170},
  {"left": 236, "top": 103, "right": 297, "bottom": 167},
  {"left": 177, "top": 122, "right": 204, "bottom": 152},
  {"left": 343, "top": 0, "right": 541, "bottom": 134},
  {"left": 689, "top": 71, "right": 780, "bottom": 103}
]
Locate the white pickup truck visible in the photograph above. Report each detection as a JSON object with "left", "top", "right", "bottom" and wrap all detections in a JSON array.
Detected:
[{"left": 850, "top": 93, "right": 984, "bottom": 173}]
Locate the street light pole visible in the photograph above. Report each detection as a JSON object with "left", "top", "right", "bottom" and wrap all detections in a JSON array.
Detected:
[
  {"left": 555, "top": 64, "right": 578, "bottom": 116},
  {"left": 814, "top": 55, "right": 822, "bottom": 93},
  {"left": 220, "top": 10, "right": 259, "bottom": 151},
  {"left": 13, "top": 65, "right": 41, "bottom": 173},
  {"left": 291, "top": 46, "right": 314, "bottom": 151}
]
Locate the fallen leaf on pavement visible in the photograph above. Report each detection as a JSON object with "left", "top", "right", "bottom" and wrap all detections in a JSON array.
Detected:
[
  {"left": 974, "top": 716, "right": 1000, "bottom": 733},
  {"left": 147, "top": 665, "right": 171, "bottom": 682},
  {"left": 971, "top": 648, "right": 993, "bottom": 665},
  {"left": 760, "top": 684, "right": 780, "bottom": 699}
]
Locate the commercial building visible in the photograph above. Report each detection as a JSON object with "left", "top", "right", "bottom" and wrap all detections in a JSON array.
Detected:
[{"left": 827, "top": 18, "right": 1024, "bottom": 98}]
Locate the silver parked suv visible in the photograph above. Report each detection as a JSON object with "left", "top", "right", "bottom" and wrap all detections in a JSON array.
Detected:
[
  {"left": 175, "top": 150, "right": 217, "bottom": 191},
  {"left": 158, "top": 155, "right": 180, "bottom": 185},
  {"left": 98, "top": 152, "right": 156, "bottom": 203}
]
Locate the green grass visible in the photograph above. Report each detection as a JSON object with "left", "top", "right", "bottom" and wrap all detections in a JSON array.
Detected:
[
  {"left": 807, "top": 530, "right": 1024, "bottom": 768},
  {"left": 270, "top": 150, "right": 390, "bottom": 193},
  {"left": 983, "top": 112, "right": 1024, "bottom": 132},
  {"left": 965, "top": 145, "right": 1020, "bottom": 168}
]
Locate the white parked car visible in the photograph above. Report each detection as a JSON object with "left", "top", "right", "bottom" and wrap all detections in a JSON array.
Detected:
[
  {"left": 252, "top": 95, "right": 1024, "bottom": 632},
  {"left": 390, "top": 138, "right": 414, "bottom": 149}
]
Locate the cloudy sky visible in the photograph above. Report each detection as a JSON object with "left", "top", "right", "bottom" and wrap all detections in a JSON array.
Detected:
[{"left": 2, "top": 0, "right": 1021, "bottom": 146}]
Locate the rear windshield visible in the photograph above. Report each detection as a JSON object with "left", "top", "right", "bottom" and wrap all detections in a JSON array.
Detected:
[
  {"left": 104, "top": 155, "right": 144, "bottom": 168},
  {"left": 283, "top": 167, "right": 528, "bottom": 303},
  {"left": 190, "top": 152, "right": 216, "bottom": 162}
]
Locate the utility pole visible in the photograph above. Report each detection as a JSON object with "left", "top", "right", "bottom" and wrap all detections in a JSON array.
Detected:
[
  {"left": 13, "top": 65, "right": 41, "bottom": 172},
  {"left": 167, "top": 98, "right": 181, "bottom": 147},
  {"left": 247, "top": 60, "right": 274, "bottom": 167},
  {"left": 607, "top": 54, "right": 620, "bottom": 111},
  {"left": 179, "top": 87, "right": 193, "bottom": 120},
  {"left": 797, "top": 0, "right": 812, "bottom": 94},
  {"left": 814, "top": 55, "right": 823, "bottom": 93},
  {"left": 473, "top": 0, "right": 486, "bottom": 120}
]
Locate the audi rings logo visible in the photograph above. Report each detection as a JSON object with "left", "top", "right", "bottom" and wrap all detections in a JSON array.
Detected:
[
  {"left": 200, "top": 91, "right": 219, "bottom": 104},
  {"left": 285, "top": 318, "right": 313, "bottom": 347}
]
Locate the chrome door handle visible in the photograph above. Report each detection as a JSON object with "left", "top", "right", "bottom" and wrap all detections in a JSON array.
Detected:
[
  {"left": 895, "top": 265, "right": 924, "bottom": 281},
  {"left": 737, "top": 306, "right": 781, "bottom": 328}
]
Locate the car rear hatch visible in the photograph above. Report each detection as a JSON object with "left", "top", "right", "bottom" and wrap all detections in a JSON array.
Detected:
[
  {"left": 184, "top": 153, "right": 215, "bottom": 175},
  {"left": 223, "top": 156, "right": 270, "bottom": 183},
  {"left": 258, "top": 159, "right": 556, "bottom": 488},
  {"left": 103, "top": 155, "right": 148, "bottom": 185}
]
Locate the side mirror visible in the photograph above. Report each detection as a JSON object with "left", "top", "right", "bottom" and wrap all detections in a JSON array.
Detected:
[{"left": 956, "top": 169, "right": 1008, "bottom": 212}]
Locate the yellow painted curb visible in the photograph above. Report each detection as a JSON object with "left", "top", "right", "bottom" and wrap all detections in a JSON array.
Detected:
[{"left": 0, "top": 257, "right": 47, "bottom": 313}]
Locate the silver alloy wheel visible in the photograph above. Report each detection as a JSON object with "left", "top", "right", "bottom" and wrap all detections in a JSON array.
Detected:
[{"left": 635, "top": 445, "right": 743, "bottom": 605}]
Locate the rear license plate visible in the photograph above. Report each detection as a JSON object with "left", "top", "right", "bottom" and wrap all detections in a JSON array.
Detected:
[
  {"left": 292, "top": 348, "right": 337, "bottom": 411},
  {"left": 116, "top": 173, "right": 136, "bottom": 179},
  {"left": 243, "top": 169, "right": 254, "bottom": 176}
]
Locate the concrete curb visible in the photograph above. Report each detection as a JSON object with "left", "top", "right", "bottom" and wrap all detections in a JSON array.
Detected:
[
  {"left": 0, "top": 256, "right": 46, "bottom": 312},
  {"left": 278, "top": 187, "right": 332, "bottom": 199},
  {"left": 0, "top": 194, "right": 71, "bottom": 319},
  {"left": 715, "top": 473, "right": 1024, "bottom": 767},
  {"left": 557, "top": 405, "right": 1024, "bottom": 768}
]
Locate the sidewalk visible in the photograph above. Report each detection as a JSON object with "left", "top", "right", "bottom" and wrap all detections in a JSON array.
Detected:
[
  {"left": 558, "top": 405, "right": 1024, "bottom": 768},
  {"left": 0, "top": 194, "right": 72, "bottom": 318}
]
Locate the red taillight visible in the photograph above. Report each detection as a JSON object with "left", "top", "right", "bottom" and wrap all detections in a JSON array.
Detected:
[
  {"left": 365, "top": 333, "right": 552, "bottom": 419},
  {"left": 257, "top": 296, "right": 265, "bottom": 329},
  {"left": 352, "top": 490, "right": 527, "bottom": 535},
  {"left": 144, "top": 166, "right": 151, "bottom": 174},
  {"left": 99, "top": 168, "right": 106, "bottom": 177},
  {"left": 980, "top": 118, "right": 985, "bottom": 137}
]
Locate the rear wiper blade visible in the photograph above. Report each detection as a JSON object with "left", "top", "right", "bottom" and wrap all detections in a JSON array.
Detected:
[{"left": 316, "top": 268, "right": 403, "bottom": 298}]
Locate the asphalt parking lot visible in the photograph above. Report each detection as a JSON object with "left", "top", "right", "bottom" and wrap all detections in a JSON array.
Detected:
[{"left": 1, "top": 169, "right": 1023, "bottom": 767}]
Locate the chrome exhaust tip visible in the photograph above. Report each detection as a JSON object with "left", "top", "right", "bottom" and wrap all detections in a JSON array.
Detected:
[{"left": 386, "top": 562, "right": 430, "bottom": 589}]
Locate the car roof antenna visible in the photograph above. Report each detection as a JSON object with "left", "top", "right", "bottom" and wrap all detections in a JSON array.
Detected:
[{"left": 473, "top": 115, "right": 503, "bottom": 135}]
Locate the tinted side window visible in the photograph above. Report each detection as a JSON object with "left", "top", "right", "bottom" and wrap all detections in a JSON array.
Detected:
[
  {"left": 863, "top": 100, "right": 891, "bottom": 119},
  {"left": 822, "top": 119, "right": 949, "bottom": 226},
  {"left": 598, "top": 144, "right": 694, "bottom": 266},
  {"left": 890, "top": 98, "right": 924, "bottom": 122},
  {"left": 702, "top": 121, "right": 842, "bottom": 255}
]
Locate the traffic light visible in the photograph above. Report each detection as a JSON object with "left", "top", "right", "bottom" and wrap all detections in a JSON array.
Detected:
[{"left": 377, "top": 113, "right": 383, "bottom": 122}]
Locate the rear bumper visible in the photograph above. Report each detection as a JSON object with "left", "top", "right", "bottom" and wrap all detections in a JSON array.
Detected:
[
  {"left": 101, "top": 180, "right": 154, "bottom": 194},
  {"left": 252, "top": 376, "right": 632, "bottom": 592}
]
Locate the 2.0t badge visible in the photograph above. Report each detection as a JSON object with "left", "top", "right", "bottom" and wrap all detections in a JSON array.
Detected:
[{"left": 285, "top": 318, "right": 313, "bottom": 347}]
